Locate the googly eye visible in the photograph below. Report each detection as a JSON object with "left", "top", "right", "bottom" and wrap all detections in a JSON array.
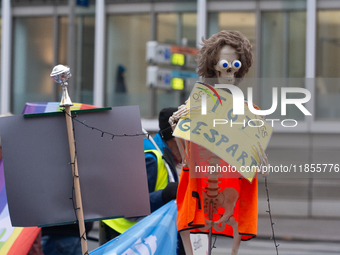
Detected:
[
  {"left": 219, "top": 60, "right": 229, "bottom": 69},
  {"left": 232, "top": 60, "right": 242, "bottom": 69}
]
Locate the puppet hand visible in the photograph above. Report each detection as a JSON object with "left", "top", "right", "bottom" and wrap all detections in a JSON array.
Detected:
[
  {"left": 168, "top": 104, "right": 201, "bottom": 128},
  {"left": 162, "top": 182, "right": 178, "bottom": 203},
  {"left": 168, "top": 104, "right": 189, "bottom": 127},
  {"left": 254, "top": 143, "right": 269, "bottom": 177}
]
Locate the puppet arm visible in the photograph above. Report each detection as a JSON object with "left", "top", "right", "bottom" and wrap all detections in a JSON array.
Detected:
[{"left": 168, "top": 104, "right": 192, "bottom": 167}]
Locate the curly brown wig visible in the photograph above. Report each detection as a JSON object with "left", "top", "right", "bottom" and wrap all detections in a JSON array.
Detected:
[{"left": 197, "top": 30, "right": 253, "bottom": 80}]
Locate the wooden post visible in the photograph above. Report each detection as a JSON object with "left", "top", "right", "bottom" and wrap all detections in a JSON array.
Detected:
[
  {"left": 50, "top": 65, "right": 88, "bottom": 254},
  {"left": 64, "top": 105, "right": 88, "bottom": 255}
]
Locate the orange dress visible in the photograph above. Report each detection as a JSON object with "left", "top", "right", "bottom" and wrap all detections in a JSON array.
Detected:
[{"left": 176, "top": 142, "right": 258, "bottom": 240}]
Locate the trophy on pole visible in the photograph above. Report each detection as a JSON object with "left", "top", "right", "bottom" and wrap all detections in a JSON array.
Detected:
[
  {"left": 50, "top": 65, "right": 88, "bottom": 255},
  {"left": 0, "top": 64, "right": 151, "bottom": 255}
]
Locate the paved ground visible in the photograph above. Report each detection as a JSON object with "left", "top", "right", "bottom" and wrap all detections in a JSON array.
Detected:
[
  {"left": 86, "top": 177, "right": 340, "bottom": 254},
  {"left": 88, "top": 234, "right": 340, "bottom": 255},
  {"left": 257, "top": 216, "right": 340, "bottom": 242},
  {"left": 87, "top": 215, "right": 340, "bottom": 254},
  {"left": 213, "top": 238, "right": 340, "bottom": 255}
]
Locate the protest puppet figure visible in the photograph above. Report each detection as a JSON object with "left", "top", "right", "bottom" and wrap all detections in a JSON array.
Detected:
[{"left": 170, "top": 30, "right": 269, "bottom": 255}]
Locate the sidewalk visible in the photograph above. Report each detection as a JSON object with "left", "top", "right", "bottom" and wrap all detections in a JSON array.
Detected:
[
  {"left": 87, "top": 217, "right": 340, "bottom": 254},
  {"left": 257, "top": 216, "right": 340, "bottom": 242}
]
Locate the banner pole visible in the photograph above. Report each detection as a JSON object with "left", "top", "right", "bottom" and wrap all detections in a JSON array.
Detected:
[
  {"left": 51, "top": 65, "right": 88, "bottom": 255},
  {"left": 64, "top": 105, "right": 88, "bottom": 255}
]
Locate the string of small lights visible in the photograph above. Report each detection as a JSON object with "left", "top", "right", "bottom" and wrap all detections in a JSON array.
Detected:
[
  {"left": 63, "top": 109, "right": 160, "bottom": 140},
  {"left": 211, "top": 235, "right": 217, "bottom": 252},
  {"left": 265, "top": 176, "right": 279, "bottom": 254}
]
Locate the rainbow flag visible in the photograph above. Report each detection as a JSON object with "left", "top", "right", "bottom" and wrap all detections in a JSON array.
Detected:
[
  {"left": 0, "top": 159, "right": 41, "bottom": 255},
  {"left": 22, "top": 102, "right": 99, "bottom": 115}
]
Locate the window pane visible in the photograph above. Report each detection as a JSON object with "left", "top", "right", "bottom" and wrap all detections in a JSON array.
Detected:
[
  {"left": 289, "top": 12, "right": 306, "bottom": 78},
  {"left": 157, "top": 13, "right": 177, "bottom": 45},
  {"left": 12, "top": 17, "right": 54, "bottom": 114},
  {"left": 261, "top": 12, "right": 306, "bottom": 78},
  {"left": 59, "top": 17, "right": 68, "bottom": 68},
  {"left": 58, "top": 16, "right": 68, "bottom": 102},
  {"left": 316, "top": 11, "right": 340, "bottom": 119},
  {"left": 79, "top": 16, "right": 95, "bottom": 104},
  {"left": 156, "top": 13, "right": 197, "bottom": 116},
  {"left": 317, "top": 11, "right": 340, "bottom": 78},
  {"left": 58, "top": 16, "right": 95, "bottom": 104},
  {"left": 158, "top": 12, "right": 196, "bottom": 46},
  {"left": 261, "top": 12, "right": 285, "bottom": 78},
  {"left": 182, "top": 13, "right": 197, "bottom": 47},
  {"left": 106, "top": 15, "right": 150, "bottom": 117},
  {"left": 261, "top": 11, "right": 306, "bottom": 120}
]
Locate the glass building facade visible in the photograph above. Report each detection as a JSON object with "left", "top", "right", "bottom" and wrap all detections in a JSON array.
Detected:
[
  {"left": 1, "top": 0, "right": 340, "bottom": 219},
  {"left": 1, "top": 0, "right": 338, "bottom": 127}
]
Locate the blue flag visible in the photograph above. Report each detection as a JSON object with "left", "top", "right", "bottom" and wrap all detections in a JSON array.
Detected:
[{"left": 90, "top": 201, "right": 177, "bottom": 255}]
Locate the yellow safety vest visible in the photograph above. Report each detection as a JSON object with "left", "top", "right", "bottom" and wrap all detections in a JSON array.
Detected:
[{"left": 103, "top": 149, "right": 168, "bottom": 233}]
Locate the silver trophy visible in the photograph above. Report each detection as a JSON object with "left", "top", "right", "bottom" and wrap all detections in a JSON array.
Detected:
[{"left": 50, "top": 65, "right": 73, "bottom": 107}]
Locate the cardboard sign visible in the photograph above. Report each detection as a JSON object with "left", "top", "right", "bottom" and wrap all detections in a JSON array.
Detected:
[
  {"left": 190, "top": 234, "right": 208, "bottom": 255},
  {"left": 173, "top": 83, "right": 273, "bottom": 182}
]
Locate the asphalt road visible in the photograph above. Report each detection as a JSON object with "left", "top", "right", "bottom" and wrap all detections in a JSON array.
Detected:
[
  {"left": 212, "top": 236, "right": 340, "bottom": 255},
  {"left": 87, "top": 225, "right": 340, "bottom": 255}
]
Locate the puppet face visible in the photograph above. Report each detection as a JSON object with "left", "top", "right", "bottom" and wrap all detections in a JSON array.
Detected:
[{"left": 214, "top": 45, "right": 241, "bottom": 85}]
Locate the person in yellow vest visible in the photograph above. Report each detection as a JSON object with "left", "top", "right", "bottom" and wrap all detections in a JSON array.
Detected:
[{"left": 99, "top": 107, "right": 185, "bottom": 253}]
